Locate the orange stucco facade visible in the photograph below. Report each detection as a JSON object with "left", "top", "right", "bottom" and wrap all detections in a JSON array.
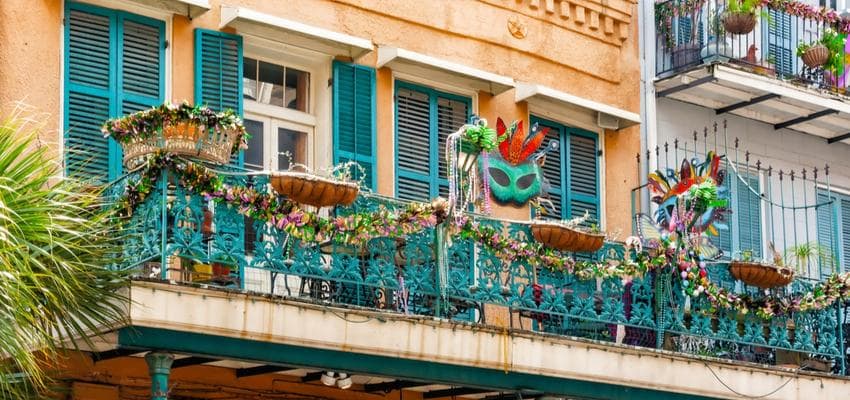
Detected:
[{"left": 1, "top": 1, "right": 641, "bottom": 398}]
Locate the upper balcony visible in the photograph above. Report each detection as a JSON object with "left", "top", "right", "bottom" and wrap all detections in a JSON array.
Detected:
[{"left": 654, "top": 0, "right": 850, "bottom": 144}]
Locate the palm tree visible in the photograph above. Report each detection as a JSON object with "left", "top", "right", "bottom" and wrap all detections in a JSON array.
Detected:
[{"left": 0, "top": 108, "right": 129, "bottom": 398}]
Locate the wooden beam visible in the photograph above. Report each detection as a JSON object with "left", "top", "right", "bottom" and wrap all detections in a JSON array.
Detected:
[
  {"left": 827, "top": 132, "right": 850, "bottom": 144},
  {"left": 656, "top": 76, "right": 715, "bottom": 98},
  {"left": 423, "top": 387, "right": 491, "bottom": 399},
  {"left": 715, "top": 93, "right": 779, "bottom": 115},
  {"left": 774, "top": 108, "right": 837, "bottom": 130},
  {"left": 363, "top": 380, "right": 426, "bottom": 393},
  {"left": 235, "top": 365, "right": 296, "bottom": 378},
  {"left": 171, "top": 356, "right": 218, "bottom": 369},
  {"left": 90, "top": 348, "right": 141, "bottom": 362}
]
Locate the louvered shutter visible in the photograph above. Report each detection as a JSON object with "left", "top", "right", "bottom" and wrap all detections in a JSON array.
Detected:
[
  {"left": 396, "top": 87, "right": 432, "bottom": 202},
  {"left": 711, "top": 163, "right": 733, "bottom": 258},
  {"left": 66, "top": 7, "right": 112, "bottom": 183},
  {"left": 736, "top": 174, "right": 762, "bottom": 258},
  {"left": 117, "top": 15, "right": 164, "bottom": 178},
  {"left": 195, "top": 29, "right": 243, "bottom": 165},
  {"left": 567, "top": 132, "right": 599, "bottom": 225},
  {"left": 817, "top": 191, "right": 837, "bottom": 274},
  {"left": 533, "top": 117, "right": 565, "bottom": 219},
  {"left": 841, "top": 198, "right": 850, "bottom": 272},
  {"left": 65, "top": 4, "right": 164, "bottom": 183},
  {"left": 332, "top": 61, "right": 376, "bottom": 189},
  {"left": 437, "top": 96, "right": 469, "bottom": 189},
  {"left": 768, "top": 10, "right": 794, "bottom": 77}
]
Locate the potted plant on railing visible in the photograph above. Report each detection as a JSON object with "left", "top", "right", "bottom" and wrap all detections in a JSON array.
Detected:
[
  {"left": 102, "top": 102, "right": 249, "bottom": 168},
  {"left": 729, "top": 243, "right": 794, "bottom": 289},
  {"left": 270, "top": 162, "right": 361, "bottom": 208},
  {"left": 722, "top": 0, "right": 761, "bottom": 35},
  {"left": 785, "top": 242, "right": 835, "bottom": 277}
]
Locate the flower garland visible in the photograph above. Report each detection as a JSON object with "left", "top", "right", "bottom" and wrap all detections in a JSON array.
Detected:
[{"left": 102, "top": 102, "right": 249, "bottom": 155}]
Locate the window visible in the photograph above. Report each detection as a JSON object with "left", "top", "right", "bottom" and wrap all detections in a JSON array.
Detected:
[
  {"left": 531, "top": 116, "right": 600, "bottom": 224},
  {"left": 243, "top": 116, "right": 309, "bottom": 171},
  {"left": 395, "top": 81, "right": 470, "bottom": 202},
  {"left": 818, "top": 190, "right": 850, "bottom": 274},
  {"left": 243, "top": 57, "right": 309, "bottom": 112},
  {"left": 713, "top": 165, "right": 762, "bottom": 259},
  {"left": 64, "top": 2, "right": 164, "bottom": 182},
  {"left": 242, "top": 57, "right": 313, "bottom": 171},
  {"left": 333, "top": 61, "right": 376, "bottom": 189}
]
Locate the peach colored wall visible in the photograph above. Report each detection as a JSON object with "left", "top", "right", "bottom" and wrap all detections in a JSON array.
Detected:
[
  {"left": 1, "top": 0, "right": 640, "bottom": 233},
  {"left": 0, "top": 0, "right": 62, "bottom": 147}
]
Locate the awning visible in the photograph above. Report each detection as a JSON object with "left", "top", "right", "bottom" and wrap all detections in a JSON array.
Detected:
[
  {"left": 655, "top": 64, "right": 850, "bottom": 144},
  {"left": 220, "top": 6, "right": 373, "bottom": 59},
  {"left": 515, "top": 83, "right": 641, "bottom": 130},
  {"left": 377, "top": 46, "right": 514, "bottom": 95},
  {"left": 127, "top": 0, "right": 210, "bottom": 18}
]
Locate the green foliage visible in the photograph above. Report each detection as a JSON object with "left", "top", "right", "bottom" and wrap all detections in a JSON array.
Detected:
[
  {"left": 821, "top": 28, "right": 846, "bottom": 76},
  {"left": 796, "top": 42, "right": 813, "bottom": 58},
  {"left": 727, "top": 0, "right": 762, "bottom": 14},
  {"left": 785, "top": 242, "right": 835, "bottom": 274},
  {"left": 0, "top": 108, "right": 129, "bottom": 398},
  {"left": 464, "top": 122, "right": 500, "bottom": 153}
]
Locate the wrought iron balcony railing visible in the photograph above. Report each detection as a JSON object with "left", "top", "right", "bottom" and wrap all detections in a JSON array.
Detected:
[
  {"left": 656, "top": 0, "right": 848, "bottom": 94},
  {"left": 114, "top": 166, "right": 847, "bottom": 375}
]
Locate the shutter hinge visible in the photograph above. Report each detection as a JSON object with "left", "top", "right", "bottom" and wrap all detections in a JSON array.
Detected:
[
  {"left": 597, "top": 149, "right": 603, "bottom": 157},
  {"left": 327, "top": 78, "right": 333, "bottom": 87},
  {"left": 164, "top": 40, "right": 169, "bottom": 49}
]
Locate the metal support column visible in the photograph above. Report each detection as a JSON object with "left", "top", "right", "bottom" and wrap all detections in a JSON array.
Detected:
[{"left": 145, "top": 351, "right": 175, "bottom": 400}]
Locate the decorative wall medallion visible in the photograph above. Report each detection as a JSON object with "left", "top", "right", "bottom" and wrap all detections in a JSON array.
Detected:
[{"left": 507, "top": 15, "right": 527, "bottom": 39}]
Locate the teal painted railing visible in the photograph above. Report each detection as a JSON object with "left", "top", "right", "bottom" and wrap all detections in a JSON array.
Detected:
[{"left": 115, "top": 167, "right": 846, "bottom": 375}]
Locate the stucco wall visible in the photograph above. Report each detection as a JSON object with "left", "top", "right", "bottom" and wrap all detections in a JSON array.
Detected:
[{"left": 1, "top": 0, "right": 640, "bottom": 233}]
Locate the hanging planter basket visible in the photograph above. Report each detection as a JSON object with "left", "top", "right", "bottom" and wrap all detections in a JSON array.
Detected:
[
  {"left": 729, "top": 261, "right": 794, "bottom": 289},
  {"left": 270, "top": 171, "right": 359, "bottom": 208},
  {"left": 104, "top": 103, "right": 248, "bottom": 168},
  {"left": 722, "top": 12, "right": 756, "bottom": 35},
  {"left": 122, "top": 121, "right": 239, "bottom": 167},
  {"left": 530, "top": 220, "right": 604, "bottom": 253},
  {"left": 802, "top": 44, "right": 830, "bottom": 68}
]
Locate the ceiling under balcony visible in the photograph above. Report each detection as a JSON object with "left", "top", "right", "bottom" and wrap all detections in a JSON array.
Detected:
[{"left": 655, "top": 63, "right": 850, "bottom": 145}]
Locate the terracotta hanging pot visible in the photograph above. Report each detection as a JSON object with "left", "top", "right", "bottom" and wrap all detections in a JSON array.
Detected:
[
  {"left": 802, "top": 44, "right": 829, "bottom": 68},
  {"left": 530, "top": 220, "right": 605, "bottom": 253},
  {"left": 270, "top": 171, "right": 359, "bottom": 208},
  {"left": 722, "top": 12, "right": 757, "bottom": 35},
  {"left": 729, "top": 261, "right": 794, "bottom": 289},
  {"left": 123, "top": 121, "right": 239, "bottom": 167}
]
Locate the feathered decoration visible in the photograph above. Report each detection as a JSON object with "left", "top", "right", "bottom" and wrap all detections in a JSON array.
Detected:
[{"left": 496, "top": 117, "right": 549, "bottom": 165}]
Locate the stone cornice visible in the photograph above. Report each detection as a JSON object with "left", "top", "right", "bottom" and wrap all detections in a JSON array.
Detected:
[{"left": 481, "top": 0, "right": 636, "bottom": 45}]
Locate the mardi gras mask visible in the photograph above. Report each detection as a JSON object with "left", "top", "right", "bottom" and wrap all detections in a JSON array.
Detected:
[{"left": 483, "top": 118, "right": 549, "bottom": 205}]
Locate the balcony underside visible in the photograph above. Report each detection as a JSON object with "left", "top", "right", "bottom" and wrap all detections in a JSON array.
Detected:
[
  {"left": 70, "top": 280, "right": 850, "bottom": 400},
  {"left": 656, "top": 64, "right": 850, "bottom": 144}
]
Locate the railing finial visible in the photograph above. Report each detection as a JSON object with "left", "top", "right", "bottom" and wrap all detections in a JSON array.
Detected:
[
  {"left": 734, "top": 137, "right": 739, "bottom": 148},
  {"left": 813, "top": 167, "right": 818, "bottom": 180},
  {"left": 779, "top": 169, "right": 784, "bottom": 180},
  {"left": 802, "top": 168, "right": 807, "bottom": 180},
  {"left": 745, "top": 150, "right": 750, "bottom": 162},
  {"left": 825, "top": 164, "right": 830, "bottom": 176},
  {"left": 768, "top": 165, "right": 772, "bottom": 177},
  {"left": 790, "top": 170, "right": 795, "bottom": 181},
  {"left": 755, "top": 160, "right": 762, "bottom": 171}
]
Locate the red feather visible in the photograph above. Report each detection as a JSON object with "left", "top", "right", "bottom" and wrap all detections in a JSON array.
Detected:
[
  {"left": 518, "top": 126, "right": 548, "bottom": 163},
  {"left": 508, "top": 120, "right": 526, "bottom": 164},
  {"left": 497, "top": 118, "right": 510, "bottom": 160}
]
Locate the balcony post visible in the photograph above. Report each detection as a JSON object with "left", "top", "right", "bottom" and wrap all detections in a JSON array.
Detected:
[
  {"left": 655, "top": 272, "right": 667, "bottom": 349},
  {"left": 159, "top": 168, "right": 169, "bottom": 279},
  {"left": 838, "top": 302, "right": 846, "bottom": 375},
  {"left": 144, "top": 351, "right": 175, "bottom": 400},
  {"left": 434, "top": 223, "right": 446, "bottom": 318}
]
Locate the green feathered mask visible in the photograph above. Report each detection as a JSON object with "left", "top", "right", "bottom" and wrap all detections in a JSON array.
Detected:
[{"left": 482, "top": 118, "right": 549, "bottom": 205}]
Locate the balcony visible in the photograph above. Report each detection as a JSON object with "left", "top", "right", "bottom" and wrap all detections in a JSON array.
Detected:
[
  {"left": 113, "top": 163, "right": 848, "bottom": 377},
  {"left": 654, "top": 0, "right": 850, "bottom": 143}
]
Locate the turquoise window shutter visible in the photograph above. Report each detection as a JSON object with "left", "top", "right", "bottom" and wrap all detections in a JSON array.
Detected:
[
  {"left": 532, "top": 116, "right": 566, "bottom": 219},
  {"left": 333, "top": 61, "right": 376, "bottom": 189},
  {"left": 194, "top": 29, "right": 243, "bottom": 166},
  {"left": 736, "top": 174, "right": 762, "bottom": 258},
  {"left": 394, "top": 81, "right": 469, "bottom": 201},
  {"left": 767, "top": 9, "right": 794, "bottom": 77},
  {"left": 819, "top": 191, "right": 850, "bottom": 274},
  {"left": 817, "top": 190, "right": 836, "bottom": 275},
  {"left": 567, "top": 130, "right": 599, "bottom": 224},
  {"left": 64, "top": 2, "right": 164, "bottom": 183}
]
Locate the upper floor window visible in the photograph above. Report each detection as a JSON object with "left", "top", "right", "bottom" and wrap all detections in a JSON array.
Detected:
[
  {"left": 532, "top": 116, "right": 600, "bottom": 225},
  {"left": 64, "top": 2, "right": 165, "bottom": 182},
  {"left": 818, "top": 189, "right": 850, "bottom": 274},
  {"left": 395, "top": 81, "right": 470, "bottom": 202},
  {"left": 242, "top": 57, "right": 314, "bottom": 171},
  {"left": 243, "top": 57, "right": 310, "bottom": 113}
]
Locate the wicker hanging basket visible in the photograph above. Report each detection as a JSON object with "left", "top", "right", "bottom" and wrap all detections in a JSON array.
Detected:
[
  {"left": 722, "top": 12, "right": 757, "bottom": 35},
  {"left": 270, "top": 171, "right": 359, "bottom": 208},
  {"left": 729, "top": 261, "right": 794, "bottom": 289},
  {"left": 530, "top": 221, "right": 605, "bottom": 253},
  {"left": 122, "top": 121, "right": 238, "bottom": 167},
  {"left": 802, "top": 44, "right": 830, "bottom": 68}
]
